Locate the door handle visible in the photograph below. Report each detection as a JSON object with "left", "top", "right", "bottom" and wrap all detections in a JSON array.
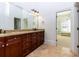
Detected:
[
  {"left": 77, "top": 27, "right": 79, "bottom": 30},
  {"left": 77, "top": 45, "right": 79, "bottom": 48}
]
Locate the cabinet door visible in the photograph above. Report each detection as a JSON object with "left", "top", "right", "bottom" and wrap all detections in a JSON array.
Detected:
[
  {"left": 22, "top": 34, "right": 32, "bottom": 56},
  {"left": 37, "top": 31, "right": 44, "bottom": 46},
  {"left": 40, "top": 31, "right": 44, "bottom": 44},
  {"left": 0, "top": 37, "right": 5, "bottom": 57},
  {"left": 5, "top": 35, "right": 22, "bottom": 57},
  {"left": 31, "top": 33, "right": 37, "bottom": 50},
  {"left": 36, "top": 32, "right": 40, "bottom": 46}
]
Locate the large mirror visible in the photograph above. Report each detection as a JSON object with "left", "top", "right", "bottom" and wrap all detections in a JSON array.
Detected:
[{"left": 0, "top": 2, "right": 45, "bottom": 33}]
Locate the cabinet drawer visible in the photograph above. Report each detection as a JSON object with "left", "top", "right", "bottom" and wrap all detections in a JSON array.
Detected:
[{"left": 5, "top": 35, "right": 20, "bottom": 42}]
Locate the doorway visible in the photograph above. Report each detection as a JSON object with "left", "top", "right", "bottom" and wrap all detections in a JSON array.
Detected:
[{"left": 56, "top": 10, "right": 72, "bottom": 48}]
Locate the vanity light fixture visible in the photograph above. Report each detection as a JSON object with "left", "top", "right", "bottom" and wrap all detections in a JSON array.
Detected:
[
  {"left": 31, "top": 9, "right": 39, "bottom": 14},
  {"left": 31, "top": 9, "right": 39, "bottom": 13},
  {"left": 31, "top": 9, "right": 40, "bottom": 16}
]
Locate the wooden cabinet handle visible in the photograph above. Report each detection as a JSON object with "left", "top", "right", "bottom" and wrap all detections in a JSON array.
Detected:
[
  {"left": 2, "top": 45, "right": 5, "bottom": 47},
  {"left": 6, "top": 44, "right": 8, "bottom": 46}
]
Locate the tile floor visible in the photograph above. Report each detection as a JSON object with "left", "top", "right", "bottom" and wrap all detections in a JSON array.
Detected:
[
  {"left": 57, "top": 35, "right": 71, "bottom": 48},
  {"left": 27, "top": 44, "right": 74, "bottom": 57}
]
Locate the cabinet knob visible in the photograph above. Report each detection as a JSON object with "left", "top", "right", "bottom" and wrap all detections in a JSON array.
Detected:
[
  {"left": 14, "top": 38, "right": 17, "bottom": 39},
  {"left": 2, "top": 45, "right": 5, "bottom": 47},
  {"left": 6, "top": 44, "right": 8, "bottom": 46}
]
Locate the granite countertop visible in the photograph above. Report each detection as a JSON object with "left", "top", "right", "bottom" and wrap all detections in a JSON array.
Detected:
[{"left": 0, "top": 29, "right": 44, "bottom": 37}]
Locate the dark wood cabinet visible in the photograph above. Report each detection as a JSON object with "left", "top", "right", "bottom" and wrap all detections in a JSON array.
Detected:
[
  {"left": 0, "top": 37, "right": 5, "bottom": 57},
  {"left": 36, "top": 31, "right": 44, "bottom": 46},
  {"left": 22, "top": 33, "right": 32, "bottom": 56},
  {"left": 0, "top": 30, "right": 44, "bottom": 57},
  {"left": 31, "top": 32, "right": 37, "bottom": 50},
  {"left": 5, "top": 35, "right": 22, "bottom": 57}
]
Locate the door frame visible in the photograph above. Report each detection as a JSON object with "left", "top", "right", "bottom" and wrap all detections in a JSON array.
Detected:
[{"left": 56, "top": 9, "right": 72, "bottom": 47}]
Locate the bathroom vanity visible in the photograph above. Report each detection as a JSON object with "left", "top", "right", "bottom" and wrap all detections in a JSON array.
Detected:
[
  {"left": 0, "top": 3, "right": 45, "bottom": 57},
  {"left": 0, "top": 30, "right": 44, "bottom": 57}
]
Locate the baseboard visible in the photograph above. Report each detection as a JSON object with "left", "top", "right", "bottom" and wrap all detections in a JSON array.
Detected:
[{"left": 44, "top": 40, "right": 56, "bottom": 46}]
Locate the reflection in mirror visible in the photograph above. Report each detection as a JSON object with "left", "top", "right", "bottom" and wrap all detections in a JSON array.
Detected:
[
  {"left": 0, "top": 2, "right": 45, "bottom": 33},
  {"left": 14, "top": 17, "right": 21, "bottom": 30},
  {"left": 23, "top": 18, "right": 28, "bottom": 29}
]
